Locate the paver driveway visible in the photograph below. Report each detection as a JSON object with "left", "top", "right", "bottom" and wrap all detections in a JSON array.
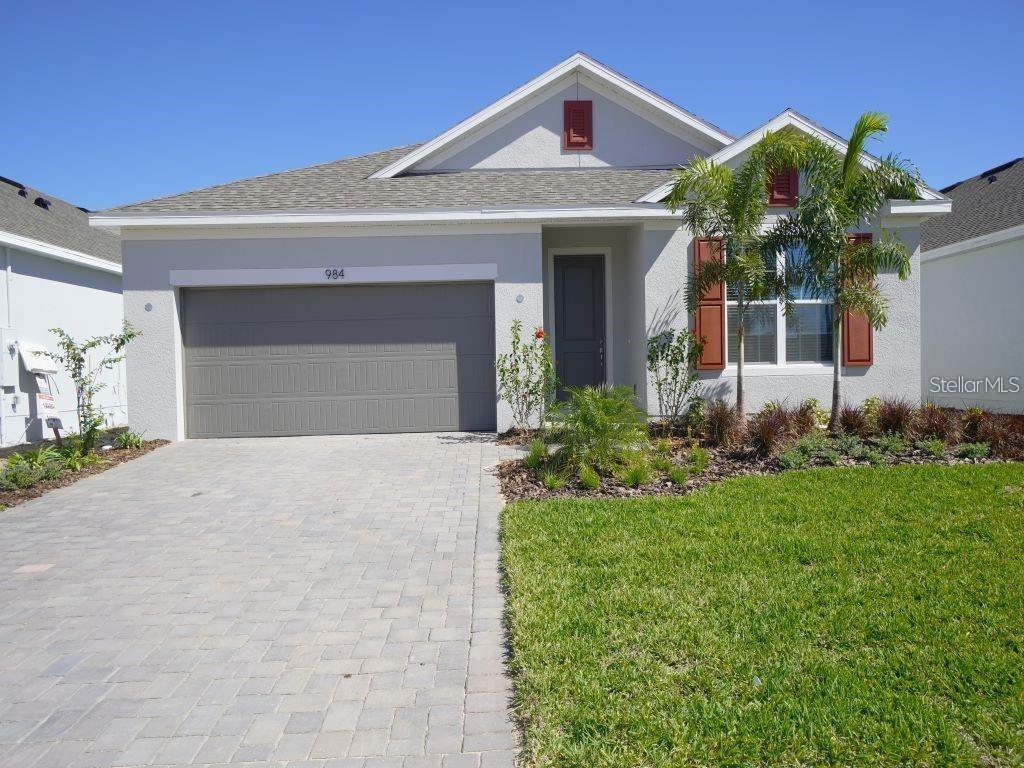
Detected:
[{"left": 0, "top": 434, "right": 517, "bottom": 768}]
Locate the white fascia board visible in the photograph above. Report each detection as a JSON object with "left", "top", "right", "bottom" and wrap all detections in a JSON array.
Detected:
[
  {"left": 169, "top": 262, "right": 498, "bottom": 288},
  {"left": 921, "top": 221, "right": 1024, "bottom": 263},
  {"left": 369, "top": 52, "right": 733, "bottom": 180},
  {"left": 0, "top": 230, "right": 122, "bottom": 274},
  {"left": 89, "top": 204, "right": 679, "bottom": 230},
  {"left": 636, "top": 109, "right": 948, "bottom": 204}
]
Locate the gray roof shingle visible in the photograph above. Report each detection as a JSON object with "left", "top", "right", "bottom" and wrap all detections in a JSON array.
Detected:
[
  {"left": 0, "top": 177, "right": 121, "bottom": 264},
  {"left": 922, "top": 158, "right": 1024, "bottom": 251},
  {"left": 99, "top": 146, "right": 675, "bottom": 215}
]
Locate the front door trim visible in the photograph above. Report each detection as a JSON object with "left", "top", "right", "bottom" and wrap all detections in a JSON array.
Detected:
[{"left": 546, "top": 246, "right": 613, "bottom": 389}]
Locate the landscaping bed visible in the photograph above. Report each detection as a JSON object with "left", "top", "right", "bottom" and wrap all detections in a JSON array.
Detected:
[
  {"left": 0, "top": 432, "right": 167, "bottom": 510},
  {"left": 501, "top": 463, "right": 1024, "bottom": 767}
]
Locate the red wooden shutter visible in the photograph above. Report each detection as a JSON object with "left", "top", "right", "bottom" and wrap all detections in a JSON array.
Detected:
[
  {"left": 842, "top": 233, "right": 873, "bottom": 366},
  {"left": 694, "top": 237, "right": 726, "bottom": 370},
  {"left": 767, "top": 167, "right": 799, "bottom": 207},
  {"left": 563, "top": 100, "right": 593, "bottom": 150}
]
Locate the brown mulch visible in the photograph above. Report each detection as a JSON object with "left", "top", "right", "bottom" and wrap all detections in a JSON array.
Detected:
[
  {"left": 0, "top": 441, "right": 168, "bottom": 510},
  {"left": 496, "top": 435, "right": 1000, "bottom": 503}
]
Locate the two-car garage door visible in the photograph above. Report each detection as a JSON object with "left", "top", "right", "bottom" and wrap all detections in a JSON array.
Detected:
[{"left": 182, "top": 283, "right": 496, "bottom": 438}]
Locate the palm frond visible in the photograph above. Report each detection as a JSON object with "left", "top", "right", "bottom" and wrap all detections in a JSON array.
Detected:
[{"left": 842, "top": 111, "right": 888, "bottom": 191}]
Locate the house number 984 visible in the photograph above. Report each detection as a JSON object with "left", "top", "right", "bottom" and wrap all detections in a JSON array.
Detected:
[{"left": 324, "top": 268, "right": 345, "bottom": 280}]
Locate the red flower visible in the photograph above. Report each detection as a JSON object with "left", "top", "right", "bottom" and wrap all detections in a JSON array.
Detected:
[{"left": 534, "top": 327, "right": 546, "bottom": 340}]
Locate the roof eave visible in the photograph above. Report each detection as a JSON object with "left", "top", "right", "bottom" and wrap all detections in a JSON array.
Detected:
[{"left": 0, "top": 229, "right": 121, "bottom": 274}]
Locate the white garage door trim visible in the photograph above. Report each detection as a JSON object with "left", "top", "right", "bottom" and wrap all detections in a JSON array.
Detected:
[{"left": 170, "top": 263, "right": 498, "bottom": 287}]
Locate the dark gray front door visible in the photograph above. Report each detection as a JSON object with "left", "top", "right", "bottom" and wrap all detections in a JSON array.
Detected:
[
  {"left": 553, "top": 255, "right": 606, "bottom": 398},
  {"left": 182, "top": 283, "right": 496, "bottom": 438}
]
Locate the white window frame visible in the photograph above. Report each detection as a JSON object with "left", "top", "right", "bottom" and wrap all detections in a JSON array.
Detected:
[{"left": 723, "top": 250, "right": 834, "bottom": 377}]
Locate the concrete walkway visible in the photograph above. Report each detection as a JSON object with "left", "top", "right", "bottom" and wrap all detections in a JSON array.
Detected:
[{"left": 0, "top": 434, "right": 517, "bottom": 768}]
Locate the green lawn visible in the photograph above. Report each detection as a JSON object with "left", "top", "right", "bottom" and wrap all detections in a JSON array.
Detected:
[{"left": 502, "top": 463, "right": 1024, "bottom": 767}]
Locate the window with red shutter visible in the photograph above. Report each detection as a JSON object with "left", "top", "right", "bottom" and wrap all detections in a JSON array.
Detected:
[
  {"left": 767, "top": 167, "right": 799, "bottom": 207},
  {"left": 563, "top": 101, "right": 593, "bottom": 150}
]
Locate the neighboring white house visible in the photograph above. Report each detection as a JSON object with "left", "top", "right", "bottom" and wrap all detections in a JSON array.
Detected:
[
  {"left": 921, "top": 158, "right": 1024, "bottom": 413},
  {"left": 91, "top": 53, "right": 950, "bottom": 441},
  {"left": 0, "top": 176, "right": 126, "bottom": 446}
]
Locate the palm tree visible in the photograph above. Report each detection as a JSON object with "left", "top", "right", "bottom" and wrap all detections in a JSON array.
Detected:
[
  {"left": 666, "top": 132, "right": 802, "bottom": 416},
  {"left": 762, "top": 112, "right": 921, "bottom": 431}
]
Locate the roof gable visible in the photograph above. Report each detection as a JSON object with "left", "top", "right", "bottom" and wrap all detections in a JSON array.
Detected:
[
  {"left": 370, "top": 53, "right": 733, "bottom": 179},
  {"left": 636, "top": 109, "right": 947, "bottom": 204}
]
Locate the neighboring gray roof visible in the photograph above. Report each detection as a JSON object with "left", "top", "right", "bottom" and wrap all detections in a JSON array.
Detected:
[
  {"left": 922, "top": 158, "right": 1024, "bottom": 251},
  {"left": 99, "top": 146, "right": 675, "bottom": 215},
  {"left": 0, "top": 177, "right": 121, "bottom": 264}
]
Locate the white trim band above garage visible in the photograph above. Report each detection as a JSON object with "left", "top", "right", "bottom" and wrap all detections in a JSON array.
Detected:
[
  {"left": 0, "top": 230, "right": 122, "bottom": 274},
  {"left": 169, "top": 263, "right": 499, "bottom": 288}
]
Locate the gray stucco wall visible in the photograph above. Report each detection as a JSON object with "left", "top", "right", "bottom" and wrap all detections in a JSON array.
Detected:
[
  {"left": 121, "top": 229, "right": 543, "bottom": 440},
  {"left": 922, "top": 235, "right": 1024, "bottom": 413},
  {"left": 424, "top": 79, "right": 710, "bottom": 170}
]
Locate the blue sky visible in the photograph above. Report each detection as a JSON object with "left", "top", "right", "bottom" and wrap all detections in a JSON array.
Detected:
[{"left": 4, "top": 0, "right": 1021, "bottom": 210}]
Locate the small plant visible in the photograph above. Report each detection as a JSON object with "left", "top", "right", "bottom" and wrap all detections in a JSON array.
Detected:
[
  {"left": 7, "top": 445, "right": 60, "bottom": 469},
  {"left": 792, "top": 399, "right": 821, "bottom": 437},
  {"left": 818, "top": 447, "right": 842, "bottom": 466},
  {"left": 549, "top": 386, "right": 649, "bottom": 476},
  {"left": 495, "top": 320, "right": 556, "bottom": 435},
  {"left": 619, "top": 461, "right": 652, "bottom": 489},
  {"left": 703, "top": 399, "right": 741, "bottom": 447},
  {"left": 540, "top": 470, "right": 566, "bottom": 491},
  {"left": 956, "top": 442, "right": 990, "bottom": 460},
  {"left": 874, "top": 433, "right": 908, "bottom": 455},
  {"left": 777, "top": 449, "right": 808, "bottom": 470},
  {"left": 876, "top": 397, "right": 916, "bottom": 437},
  {"left": 861, "top": 448, "right": 886, "bottom": 466},
  {"left": 795, "top": 432, "right": 827, "bottom": 457},
  {"left": 647, "top": 329, "right": 704, "bottom": 431},
  {"left": 47, "top": 322, "right": 138, "bottom": 453},
  {"left": 833, "top": 433, "right": 862, "bottom": 456},
  {"left": 689, "top": 445, "right": 710, "bottom": 474},
  {"left": 114, "top": 431, "right": 145, "bottom": 449},
  {"left": 652, "top": 454, "right": 673, "bottom": 473},
  {"left": 915, "top": 403, "right": 962, "bottom": 444},
  {"left": 838, "top": 403, "right": 869, "bottom": 438},
  {"left": 577, "top": 465, "right": 601, "bottom": 490},
  {"left": 962, "top": 407, "right": 986, "bottom": 442},
  {"left": 654, "top": 438, "right": 672, "bottom": 457},
  {"left": 667, "top": 465, "right": 689, "bottom": 485},
  {"left": 975, "top": 413, "right": 1024, "bottom": 460},
  {"left": 524, "top": 438, "right": 547, "bottom": 470},
  {"left": 916, "top": 438, "right": 947, "bottom": 459},
  {"left": 747, "top": 404, "right": 794, "bottom": 457},
  {"left": 861, "top": 396, "right": 882, "bottom": 433}
]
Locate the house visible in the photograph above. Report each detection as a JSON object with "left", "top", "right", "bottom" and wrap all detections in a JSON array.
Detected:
[
  {"left": 91, "top": 53, "right": 950, "bottom": 440},
  {"left": 921, "top": 158, "right": 1024, "bottom": 413},
  {"left": 0, "top": 176, "right": 126, "bottom": 447}
]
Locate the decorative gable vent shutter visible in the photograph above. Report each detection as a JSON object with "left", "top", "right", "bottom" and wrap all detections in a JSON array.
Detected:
[
  {"left": 694, "top": 237, "right": 726, "bottom": 370},
  {"left": 767, "top": 167, "right": 799, "bottom": 206},
  {"left": 563, "top": 101, "right": 593, "bottom": 150},
  {"left": 842, "top": 233, "right": 874, "bottom": 366}
]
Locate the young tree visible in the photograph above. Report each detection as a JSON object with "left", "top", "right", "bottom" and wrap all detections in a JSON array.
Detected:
[
  {"left": 646, "top": 328, "right": 703, "bottom": 431},
  {"left": 666, "top": 132, "right": 803, "bottom": 416},
  {"left": 762, "top": 113, "right": 920, "bottom": 431},
  {"left": 495, "top": 320, "right": 556, "bottom": 436},
  {"left": 47, "top": 322, "right": 139, "bottom": 452}
]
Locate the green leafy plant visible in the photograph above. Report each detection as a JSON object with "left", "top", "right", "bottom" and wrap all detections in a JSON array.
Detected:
[
  {"left": 818, "top": 447, "right": 843, "bottom": 466},
  {"left": 862, "top": 396, "right": 882, "bottom": 433},
  {"left": 833, "top": 433, "right": 862, "bottom": 456},
  {"left": 667, "top": 131, "right": 804, "bottom": 415},
  {"left": 654, "top": 438, "right": 672, "bottom": 457},
  {"left": 875, "top": 433, "right": 909, "bottom": 455},
  {"left": 916, "top": 439, "right": 947, "bottom": 459},
  {"left": 956, "top": 442, "right": 990, "bottom": 460},
  {"left": 577, "top": 465, "right": 601, "bottom": 490},
  {"left": 761, "top": 112, "right": 921, "bottom": 430},
  {"left": 524, "top": 438, "right": 547, "bottom": 470},
  {"left": 689, "top": 445, "right": 710, "bottom": 474},
  {"left": 619, "top": 461, "right": 652, "bottom": 489},
  {"left": 647, "top": 329, "right": 703, "bottom": 429},
  {"left": 540, "top": 470, "right": 566, "bottom": 491},
  {"left": 549, "top": 386, "right": 649, "bottom": 476},
  {"left": 667, "top": 465, "right": 690, "bottom": 485},
  {"left": 47, "top": 322, "right": 138, "bottom": 453},
  {"left": 7, "top": 445, "right": 60, "bottom": 469},
  {"left": 861, "top": 448, "right": 886, "bottom": 466},
  {"left": 495, "top": 320, "right": 556, "bottom": 435},
  {"left": 114, "top": 431, "right": 145, "bottom": 449},
  {"left": 795, "top": 432, "right": 827, "bottom": 457},
  {"left": 651, "top": 454, "right": 673, "bottom": 473},
  {"left": 777, "top": 449, "right": 808, "bottom": 470}
]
